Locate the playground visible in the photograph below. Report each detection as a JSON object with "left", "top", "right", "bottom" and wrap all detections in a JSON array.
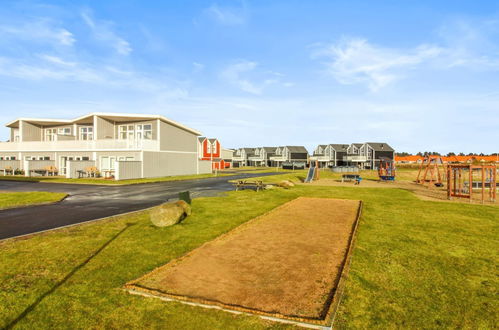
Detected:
[{"left": 126, "top": 197, "right": 362, "bottom": 326}]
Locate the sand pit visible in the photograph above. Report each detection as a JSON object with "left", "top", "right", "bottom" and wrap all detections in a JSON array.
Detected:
[{"left": 126, "top": 197, "right": 362, "bottom": 326}]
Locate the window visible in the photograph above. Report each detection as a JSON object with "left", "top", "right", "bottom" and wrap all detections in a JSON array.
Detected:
[
  {"left": 120, "top": 124, "right": 153, "bottom": 140},
  {"left": 143, "top": 124, "right": 152, "bottom": 139},
  {"left": 58, "top": 127, "right": 71, "bottom": 135},
  {"left": 80, "top": 127, "right": 93, "bottom": 140},
  {"left": 45, "top": 128, "right": 57, "bottom": 141},
  {"left": 101, "top": 156, "right": 116, "bottom": 170},
  {"left": 117, "top": 157, "right": 134, "bottom": 161},
  {"left": 207, "top": 142, "right": 212, "bottom": 154}
]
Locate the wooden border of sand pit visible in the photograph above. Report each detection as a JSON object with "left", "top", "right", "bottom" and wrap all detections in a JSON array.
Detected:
[{"left": 125, "top": 197, "right": 364, "bottom": 328}]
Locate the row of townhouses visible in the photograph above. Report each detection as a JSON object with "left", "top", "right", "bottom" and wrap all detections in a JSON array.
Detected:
[
  {"left": 0, "top": 112, "right": 394, "bottom": 179},
  {"left": 232, "top": 146, "right": 309, "bottom": 168},
  {"left": 0, "top": 112, "right": 226, "bottom": 180},
  {"left": 310, "top": 142, "right": 395, "bottom": 169}
]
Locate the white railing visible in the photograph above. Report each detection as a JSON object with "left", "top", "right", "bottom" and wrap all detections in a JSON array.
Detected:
[
  {"left": 343, "top": 155, "right": 368, "bottom": 162},
  {"left": 269, "top": 156, "right": 287, "bottom": 161},
  {"left": 310, "top": 155, "right": 332, "bottom": 161},
  {"left": 0, "top": 139, "right": 159, "bottom": 151}
]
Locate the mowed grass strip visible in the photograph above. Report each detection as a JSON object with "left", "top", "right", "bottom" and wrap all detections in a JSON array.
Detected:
[
  {"left": 129, "top": 197, "right": 361, "bottom": 321},
  {"left": 0, "top": 172, "right": 234, "bottom": 185},
  {"left": 0, "top": 192, "right": 67, "bottom": 210},
  {"left": 0, "top": 185, "right": 497, "bottom": 328}
]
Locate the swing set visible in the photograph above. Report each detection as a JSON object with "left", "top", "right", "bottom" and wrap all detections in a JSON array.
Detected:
[
  {"left": 378, "top": 157, "right": 396, "bottom": 181},
  {"left": 416, "top": 155, "right": 446, "bottom": 187},
  {"left": 447, "top": 164, "right": 497, "bottom": 203}
]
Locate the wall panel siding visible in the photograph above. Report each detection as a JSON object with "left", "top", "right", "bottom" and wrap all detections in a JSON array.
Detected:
[
  {"left": 96, "top": 117, "right": 115, "bottom": 139},
  {"left": 0, "top": 160, "right": 21, "bottom": 171},
  {"left": 115, "top": 161, "right": 142, "bottom": 180},
  {"left": 142, "top": 151, "right": 201, "bottom": 178},
  {"left": 159, "top": 121, "right": 197, "bottom": 152},
  {"left": 198, "top": 160, "right": 212, "bottom": 174},
  {"left": 21, "top": 121, "right": 42, "bottom": 141},
  {"left": 24, "top": 160, "right": 56, "bottom": 176}
]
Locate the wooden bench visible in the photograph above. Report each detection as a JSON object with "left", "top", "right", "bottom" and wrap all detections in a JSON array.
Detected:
[{"left": 234, "top": 180, "right": 264, "bottom": 191}]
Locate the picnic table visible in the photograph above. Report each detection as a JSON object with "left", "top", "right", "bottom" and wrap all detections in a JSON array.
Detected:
[
  {"left": 234, "top": 180, "right": 265, "bottom": 191},
  {"left": 1, "top": 167, "right": 13, "bottom": 176},
  {"left": 342, "top": 174, "right": 362, "bottom": 185},
  {"left": 29, "top": 165, "right": 58, "bottom": 177}
]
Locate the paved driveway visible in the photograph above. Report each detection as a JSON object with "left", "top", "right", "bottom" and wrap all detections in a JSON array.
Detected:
[{"left": 0, "top": 172, "right": 279, "bottom": 240}]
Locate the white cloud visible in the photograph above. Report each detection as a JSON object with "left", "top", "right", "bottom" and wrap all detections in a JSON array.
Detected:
[
  {"left": 81, "top": 9, "right": 132, "bottom": 55},
  {"left": 0, "top": 19, "right": 75, "bottom": 46},
  {"left": 313, "top": 38, "right": 442, "bottom": 91},
  {"left": 220, "top": 60, "right": 292, "bottom": 94},
  {"left": 221, "top": 60, "right": 262, "bottom": 94},
  {"left": 205, "top": 3, "right": 247, "bottom": 25}
]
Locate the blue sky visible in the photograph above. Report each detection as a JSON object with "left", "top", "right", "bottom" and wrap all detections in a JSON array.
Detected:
[{"left": 0, "top": 0, "right": 498, "bottom": 153}]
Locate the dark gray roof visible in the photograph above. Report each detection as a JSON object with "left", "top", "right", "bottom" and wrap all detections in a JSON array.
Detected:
[
  {"left": 262, "top": 147, "right": 277, "bottom": 152},
  {"left": 285, "top": 146, "right": 308, "bottom": 153},
  {"left": 242, "top": 147, "right": 255, "bottom": 152},
  {"left": 197, "top": 137, "right": 206, "bottom": 142},
  {"left": 352, "top": 143, "right": 363, "bottom": 148},
  {"left": 329, "top": 144, "right": 350, "bottom": 152},
  {"left": 208, "top": 138, "right": 217, "bottom": 143},
  {"left": 366, "top": 142, "right": 394, "bottom": 151}
]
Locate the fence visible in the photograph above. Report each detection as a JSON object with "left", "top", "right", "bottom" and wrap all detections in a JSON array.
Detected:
[
  {"left": 115, "top": 161, "right": 142, "bottom": 180},
  {"left": 0, "top": 160, "right": 21, "bottom": 174},
  {"left": 331, "top": 166, "right": 359, "bottom": 173},
  {"left": 67, "top": 160, "right": 97, "bottom": 179}
]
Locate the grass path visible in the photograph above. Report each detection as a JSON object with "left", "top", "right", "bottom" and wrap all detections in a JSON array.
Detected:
[
  {"left": 0, "top": 192, "right": 67, "bottom": 210},
  {"left": 0, "top": 185, "right": 497, "bottom": 328}
]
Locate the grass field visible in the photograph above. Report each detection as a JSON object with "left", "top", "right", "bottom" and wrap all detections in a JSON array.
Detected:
[
  {"left": 0, "top": 172, "right": 234, "bottom": 185},
  {"left": 0, "top": 192, "right": 67, "bottom": 210},
  {"left": 1, "top": 183, "right": 497, "bottom": 329}
]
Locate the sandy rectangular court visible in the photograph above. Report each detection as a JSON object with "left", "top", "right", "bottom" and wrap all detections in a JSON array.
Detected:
[{"left": 126, "top": 197, "right": 362, "bottom": 324}]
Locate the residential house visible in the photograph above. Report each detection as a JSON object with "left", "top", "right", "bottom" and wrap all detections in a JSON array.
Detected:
[
  {"left": 247, "top": 147, "right": 277, "bottom": 167},
  {"left": 232, "top": 148, "right": 255, "bottom": 167},
  {"left": 343, "top": 142, "right": 395, "bottom": 169},
  {"left": 269, "top": 146, "right": 308, "bottom": 168},
  {"left": 310, "top": 144, "right": 350, "bottom": 167},
  {"left": 198, "top": 137, "right": 232, "bottom": 170},
  {"left": 0, "top": 113, "right": 213, "bottom": 180}
]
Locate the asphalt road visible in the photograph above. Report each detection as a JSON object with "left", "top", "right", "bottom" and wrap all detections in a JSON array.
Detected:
[{"left": 0, "top": 172, "right": 279, "bottom": 240}]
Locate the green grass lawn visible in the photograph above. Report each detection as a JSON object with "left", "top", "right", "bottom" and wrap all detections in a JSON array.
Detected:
[
  {"left": 0, "top": 172, "right": 234, "bottom": 185},
  {"left": 0, "top": 185, "right": 497, "bottom": 328},
  {"left": 0, "top": 192, "right": 67, "bottom": 210}
]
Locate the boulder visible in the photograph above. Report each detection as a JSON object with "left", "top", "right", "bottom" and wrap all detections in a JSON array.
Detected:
[
  {"left": 277, "top": 180, "right": 295, "bottom": 188},
  {"left": 150, "top": 201, "right": 189, "bottom": 227},
  {"left": 175, "top": 200, "right": 192, "bottom": 216}
]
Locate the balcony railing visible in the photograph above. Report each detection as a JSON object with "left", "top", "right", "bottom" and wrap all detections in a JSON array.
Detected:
[
  {"left": 0, "top": 139, "right": 159, "bottom": 151},
  {"left": 343, "top": 155, "right": 368, "bottom": 162}
]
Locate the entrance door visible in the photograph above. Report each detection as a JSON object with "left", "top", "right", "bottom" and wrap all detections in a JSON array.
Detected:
[{"left": 60, "top": 156, "right": 74, "bottom": 175}]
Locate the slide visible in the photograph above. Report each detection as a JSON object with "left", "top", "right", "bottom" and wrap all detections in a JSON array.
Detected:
[{"left": 304, "top": 165, "right": 316, "bottom": 183}]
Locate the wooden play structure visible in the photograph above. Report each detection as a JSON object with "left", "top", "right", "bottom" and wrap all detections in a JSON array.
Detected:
[
  {"left": 378, "top": 157, "right": 395, "bottom": 181},
  {"left": 447, "top": 164, "right": 497, "bottom": 203},
  {"left": 416, "top": 155, "right": 446, "bottom": 187}
]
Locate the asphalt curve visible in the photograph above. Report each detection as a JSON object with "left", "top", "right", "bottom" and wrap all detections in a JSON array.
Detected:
[{"left": 0, "top": 172, "right": 280, "bottom": 240}]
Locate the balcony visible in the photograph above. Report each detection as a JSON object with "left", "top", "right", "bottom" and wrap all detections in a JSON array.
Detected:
[
  {"left": 310, "top": 155, "right": 332, "bottom": 161},
  {"left": 269, "top": 155, "right": 287, "bottom": 161},
  {"left": 0, "top": 139, "right": 159, "bottom": 152},
  {"left": 343, "top": 155, "right": 368, "bottom": 162}
]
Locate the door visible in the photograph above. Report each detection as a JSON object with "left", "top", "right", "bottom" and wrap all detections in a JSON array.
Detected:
[{"left": 60, "top": 156, "right": 74, "bottom": 175}]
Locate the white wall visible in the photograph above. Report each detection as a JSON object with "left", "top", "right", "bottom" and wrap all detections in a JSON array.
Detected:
[{"left": 115, "top": 161, "right": 142, "bottom": 180}]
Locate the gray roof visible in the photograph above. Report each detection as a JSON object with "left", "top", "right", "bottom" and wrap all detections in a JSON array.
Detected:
[
  {"left": 197, "top": 137, "right": 206, "bottom": 142},
  {"left": 285, "top": 146, "right": 308, "bottom": 153},
  {"left": 352, "top": 143, "right": 363, "bottom": 148},
  {"left": 329, "top": 144, "right": 350, "bottom": 152},
  {"left": 208, "top": 138, "right": 217, "bottom": 143},
  {"left": 262, "top": 147, "right": 277, "bottom": 152},
  {"left": 366, "top": 142, "right": 394, "bottom": 151}
]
